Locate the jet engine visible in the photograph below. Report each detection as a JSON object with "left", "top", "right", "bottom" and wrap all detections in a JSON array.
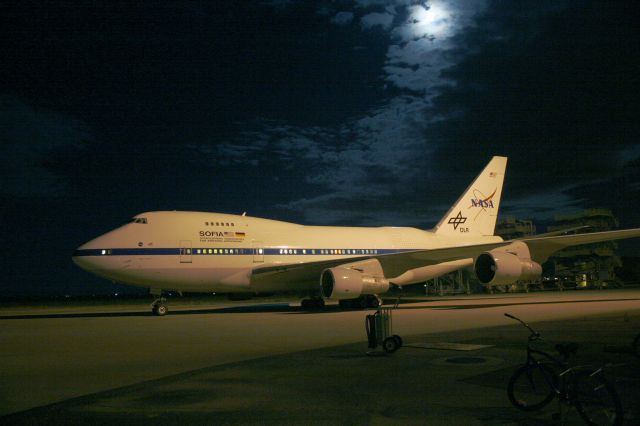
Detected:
[
  {"left": 474, "top": 241, "right": 542, "bottom": 285},
  {"left": 320, "top": 259, "right": 389, "bottom": 300}
]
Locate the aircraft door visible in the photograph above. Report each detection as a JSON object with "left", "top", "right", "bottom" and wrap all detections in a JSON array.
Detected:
[
  {"left": 252, "top": 240, "right": 264, "bottom": 263},
  {"left": 179, "top": 240, "right": 192, "bottom": 263}
]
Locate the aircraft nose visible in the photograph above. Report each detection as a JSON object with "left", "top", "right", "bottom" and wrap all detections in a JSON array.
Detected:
[
  {"left": 71, "top": 237, "right": 110, "bottom": 272},
  {"left": 72, "top": 240, "right": 104, "bottom": 272}
]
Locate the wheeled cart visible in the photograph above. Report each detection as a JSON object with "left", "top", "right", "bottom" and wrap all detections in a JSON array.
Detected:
[{"left": 365, "top": 307, "right": 403, "bottom": 353}]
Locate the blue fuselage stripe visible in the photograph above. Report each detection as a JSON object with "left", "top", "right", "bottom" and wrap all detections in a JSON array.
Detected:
[{"left": 72, "top": 248, "right": 417, "bottom": 257}]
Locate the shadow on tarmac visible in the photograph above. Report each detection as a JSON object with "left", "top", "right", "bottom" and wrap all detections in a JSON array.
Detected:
[
  {"left": 3, "top": 295, "right": 640, "bottom": 320},
  {"left": 0, "top": 303, "right": 300, "bottom": 320}
]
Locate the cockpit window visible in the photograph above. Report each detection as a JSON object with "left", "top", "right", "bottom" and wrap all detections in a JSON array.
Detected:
[{"left": 125, "top": 217, "right": 148, "bottom": 224}]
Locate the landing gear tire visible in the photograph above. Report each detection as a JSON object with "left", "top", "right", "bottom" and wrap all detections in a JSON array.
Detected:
[
  {"left": 151, "top": 295, "right": 168, "bottom": 316},
  {"left": 339, "top": 299, "right": 365, "bottom": 310},
  {"left": 152, "top": 303, "right": 168, "bottom": 316},
  {"left": 383, "top": 336, "right": 400, "bottom": 353},
  {"left": 367, "top": 295, "right": 381, "bottom": 308},
  {"left": 392, "top": 334, "right": 403, "bottom": 348},
  {"left": 338, "top": 299, "right": 352, "bottom": 309},
  {"left": 339, "top": 296, "right": 378, "bottom": 310}
]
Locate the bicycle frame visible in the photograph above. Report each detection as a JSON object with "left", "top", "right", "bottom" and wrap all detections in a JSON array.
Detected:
[
  {"left": 524, "top": 339, "right": 573, "bottom": 399},
  {"left": 505, "top": 313, "right": 624, "bottom": 425},
  {"left": 507, "top": 313, "right": 575, "bottom": 400}
]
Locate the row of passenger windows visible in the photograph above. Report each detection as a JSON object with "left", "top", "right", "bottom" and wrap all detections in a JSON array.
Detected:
[
  {"left": 196, "top": 248, "right": 241, "bottom": 255},
  {"left": 278, "top": 249, "right": 378, "bottom": 255},
  {"left": 204, "top": 221, "right": 235, "bottom": 227},
  {"left": 192, "top": 248, "right": 378, "bottom": 255}
]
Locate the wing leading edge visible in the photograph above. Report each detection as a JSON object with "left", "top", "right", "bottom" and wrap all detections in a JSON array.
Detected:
[
  {"left": 522, "top": 228, "right": 640, "bottom": 264},
  {"left": 249, "top": 228, "right": 640, "bottom": 291},
  {"left": 249, "top": 240, "right": 511, "bottom": 291}
]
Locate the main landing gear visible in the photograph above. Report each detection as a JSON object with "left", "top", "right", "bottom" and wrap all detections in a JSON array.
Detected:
[
  {"left": 339, "top": 295, "right": 381, "bottom": 310},
  {"left": 300, "top": 297, "right": 325, "bottom": 309},
  {"left": 150, "top": 290, "right": 168, "bottom": 316},
  {"left": 300, "top": 295, "right": 382, "bottom": 311}
]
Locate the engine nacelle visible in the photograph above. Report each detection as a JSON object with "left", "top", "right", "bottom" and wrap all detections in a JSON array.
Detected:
[
  {"left": 474, "top": 242, "right": 542, "bottom": 285},
  {"left": 320, "top": 259, "right": 389, "bottom": 300}
]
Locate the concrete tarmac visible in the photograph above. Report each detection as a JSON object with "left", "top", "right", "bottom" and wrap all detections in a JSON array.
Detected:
[{"left": 1, "top": 289, "right": 640, "bottom": 424}]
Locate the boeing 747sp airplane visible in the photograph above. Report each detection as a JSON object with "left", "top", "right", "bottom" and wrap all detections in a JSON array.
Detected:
[{"left": 72, "top": 156, "right": 640, "bottom": 315}]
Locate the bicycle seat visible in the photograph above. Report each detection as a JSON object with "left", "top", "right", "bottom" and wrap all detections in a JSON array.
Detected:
[{"left": 555, "top": 342, "right": 579, "bottom": 358}]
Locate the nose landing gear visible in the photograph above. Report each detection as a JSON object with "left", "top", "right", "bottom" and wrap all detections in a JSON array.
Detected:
[
  {"left": 151, "top": 298, "right": 168, "bottom": 316},
  {"left": 150, "top": 289, "right": 168, "bottom": 316}
]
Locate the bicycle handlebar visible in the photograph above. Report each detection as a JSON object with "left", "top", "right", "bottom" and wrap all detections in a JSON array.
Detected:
[{"left": 504, "top": 312, "right": 540, "bottom": 340}]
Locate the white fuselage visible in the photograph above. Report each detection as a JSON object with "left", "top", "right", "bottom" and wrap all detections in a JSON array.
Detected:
[{"left": 72, "top": 211, "right": 502, "bottom": 293}]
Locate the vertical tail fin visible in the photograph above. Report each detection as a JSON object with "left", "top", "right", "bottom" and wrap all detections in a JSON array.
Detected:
[{"left": 434, "top": 156, "right": 508, "bottom": 237}]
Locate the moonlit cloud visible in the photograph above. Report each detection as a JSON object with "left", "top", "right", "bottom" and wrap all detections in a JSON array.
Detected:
[
  {"left": 189, "top": 94, "right": 436, "bottom": 225},
  {"left": 275, "top": 0, "right": 489, "bottom": 224},
  {"left": 385, "top": 1, "right": 487, "bottom": 95},
  {"left": 215, "top": 0, "right": 636, "bottom": 228},
  {"left": 407, "top": 2, "right": 454, "bottom": 38}
]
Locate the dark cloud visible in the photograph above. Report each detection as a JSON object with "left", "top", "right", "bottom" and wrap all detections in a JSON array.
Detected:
[
  {"left": 1, "top": 2, "right": 389, "bottom": 136},
  {"left": 0, "top": 95, "right": 93, "bottom": 197}
]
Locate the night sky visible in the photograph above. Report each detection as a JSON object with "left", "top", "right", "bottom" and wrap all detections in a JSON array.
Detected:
[{"left": 2, "top": 1, "right": 639, "bottom": 297}]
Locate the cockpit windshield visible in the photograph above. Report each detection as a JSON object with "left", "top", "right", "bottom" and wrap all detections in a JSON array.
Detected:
[{"left": 122, "top": 217, "right": 148, "bottom": 225}]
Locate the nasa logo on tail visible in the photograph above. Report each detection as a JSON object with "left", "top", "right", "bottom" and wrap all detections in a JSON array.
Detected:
[
  {"left": 469, "top": 187, "right": 498, "bottom": 221},
  {"left": 470, "top": 188, "right": 497, "bottom": 209}
]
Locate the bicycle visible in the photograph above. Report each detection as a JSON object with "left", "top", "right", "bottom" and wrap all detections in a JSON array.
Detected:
[{"left": 505, "top": 313, "right": 623, "bottom": 425}]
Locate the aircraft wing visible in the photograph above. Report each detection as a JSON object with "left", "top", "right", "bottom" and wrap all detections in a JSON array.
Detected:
[
  {"left": 531, "top": 225, "right": 591, "bottom": 238},
  {"left": 522, "top": 228, "right": 640, "bottom": 264},
  {"left": 250, "top": 240, "right": 511, "bottom": 290},
  {"left": 250, "top": 228, "right": 640, "bottom": 291}
]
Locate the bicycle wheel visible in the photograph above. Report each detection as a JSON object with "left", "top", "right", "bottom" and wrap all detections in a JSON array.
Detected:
[
  {"left": 507, "top": 363, "right": 557, "bottom": 411},
  {"left": 572, "top": 370, "right": 623, "bottom": 426}
]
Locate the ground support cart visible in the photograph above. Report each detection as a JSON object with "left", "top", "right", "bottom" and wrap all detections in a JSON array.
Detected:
[{"left": 366, "top": 307, "right": 403, "bottom": 354}]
